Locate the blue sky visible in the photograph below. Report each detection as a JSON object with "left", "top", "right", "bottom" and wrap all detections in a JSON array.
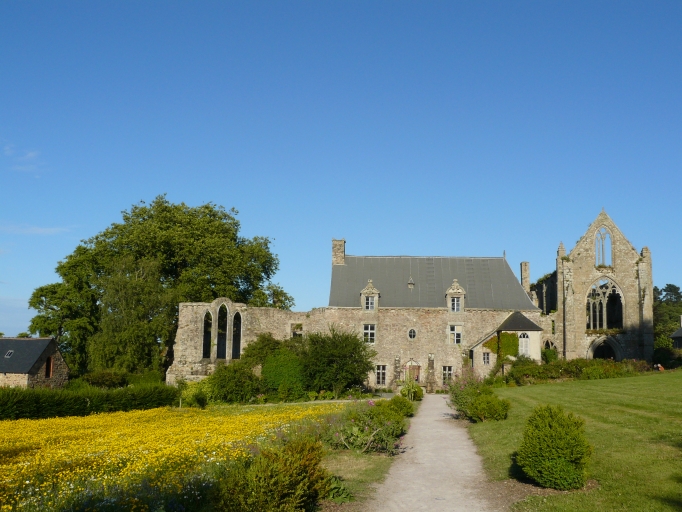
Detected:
[{"left": 1, "top": 1, "right": 681, "bottom": 336}]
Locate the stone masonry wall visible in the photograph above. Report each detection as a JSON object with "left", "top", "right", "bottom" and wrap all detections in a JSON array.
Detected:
[
  {"left": 27, "top": 341, "right": 69, "bottom": 388},
  {"left": 0, "top": 373, "right": 29, "bottom": 388},
  {"left": 167, "top": 296, "right": 540, "bottom": 388}
]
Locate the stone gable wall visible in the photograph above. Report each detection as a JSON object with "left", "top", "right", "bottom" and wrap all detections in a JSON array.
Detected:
[{"left": 27, "top": 341, "right": 69, "bottom": 388}]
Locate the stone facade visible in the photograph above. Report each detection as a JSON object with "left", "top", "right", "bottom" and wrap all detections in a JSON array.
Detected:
[
  {"left": 531, "top": 211, "right": 654, "bottom": 362},
  {"left": 166, "top": 211, "right": 654, "bottom": 388}
]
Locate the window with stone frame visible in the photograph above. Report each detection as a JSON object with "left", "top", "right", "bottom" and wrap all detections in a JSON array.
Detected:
[
  {"left": 482, "top": 352, "right": 490, "bottom": 365},
  {"left": 363, "top": 324, "right": 376, "bottom": 343},
  {"left": 376, "top": 365, "right": 387, "bottom": 386},
  {"left": 442, "top": 366, "right": 453, "bottom": 382},
  {"left": 365, "top": 295, "right": 375, "bottom": 310},
  {"left": 595, "top": 227, "right": 612, "bottom": 267},
  {"left": 45, "top": 356, "right": 53, "bottom": 378},
  {"left": 449, "top": 325, "right": 462, "bottom": 344},
  {"left": 450, "top": 296, "right": 461, "bottom": 312},
  {"left": 519, "top": 333, "right": 530, "bottom": 356}
]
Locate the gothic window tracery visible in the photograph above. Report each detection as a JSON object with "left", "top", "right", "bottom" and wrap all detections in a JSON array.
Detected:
[
  {"left": 586, "top": 278, "right": 623, "bottom": 330},
  {"left": 595, "top": 227, "right": 612, "bottom": 267}
]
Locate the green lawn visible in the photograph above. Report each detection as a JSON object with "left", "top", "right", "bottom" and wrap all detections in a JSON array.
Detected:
[{"left": 468, "top": 371, "right": 682, "bottom": 511}]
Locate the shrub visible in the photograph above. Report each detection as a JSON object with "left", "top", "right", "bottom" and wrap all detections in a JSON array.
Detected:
[
  {"left": 324, "top": 402, "right": 406, "bottom": 455},
  {"left": 508, "top": 357, "right": 649, "bottom": 385},
  {"left": 0, "top": 384, "right": 179, "bottom": 420},
  {"left": 181, "top": 380, "right": 210, "bottom": 408},
  {"left": 483, "top": 332, "right": 519, "bottom": 359},
  {"left": 516, "top": 405, "right": 592, "bottom": 490},
  {"left": 386, "top": 395, "right": 414, "bottom": 417},
  {"left": 400, "top": 381, "right": 423, "bottom": 401},
  {"left": 204, "top": 360, "right": 263, "bottom": 403},
  {"left": 467, "top": 394, "right": 510, "bottom": 422},
  {"left": 541, "top": 348, "right": 559, "bottom": 364},
  {"left": 217, "top": 437, "right": 330, "bottom": 512},
  {"left": 82, "top": 370, "right": 129, "bottom": 389},
  {"left": 240, "top": 332, "right": 284, "bottom": 368},
  {"left": 262, "top": 348, "right": 305, "bottom": 400},
  {"left": 300, "top": 327, "right": 377, "bottom": 398}
]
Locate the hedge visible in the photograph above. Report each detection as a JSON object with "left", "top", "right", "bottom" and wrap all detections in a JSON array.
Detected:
[
  {"left": 0, "top": 384, "right": 179, "bottom": 421},
  {"left": 508, "top": 358, "right": 649, "bottom": 385}
]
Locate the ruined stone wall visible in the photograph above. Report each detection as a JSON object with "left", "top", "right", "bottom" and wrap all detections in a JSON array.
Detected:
[
  {"left": 554, "top": 212, "right": 654, "bottom": 361},
  {"left": 0, "top": 373, "right": 29, "bottom": 388},
  {"left": 27, "top": 342, "right": 69, "bottom": 388}
]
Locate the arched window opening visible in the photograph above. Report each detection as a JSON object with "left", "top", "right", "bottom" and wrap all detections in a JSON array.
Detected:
[
  {"left": 202, "top": 311, "right": 212, "bottom": 359},
  {"left": 519, "top": 333, "right": 530, "bottom": 356},
  {"left": 595, "top": 227, "right": 612, "bottom": 267},
  {"left": 543, "top": 340, "right": 556, "bottom": 350},
  {"left": 593, "top": 341, "right": 616, "bottom": 360},
  {"left": 232, "top": 313, "right": 242, "bottom": 359},
  {"left": 45, "top": 356, "right": 53, "bottom": 378},
  {"left": 217, "top": 305, "right": 228, "bottom": 359},
  {"left": 586, "top": 279, "right": 623, "bottom": 330}
]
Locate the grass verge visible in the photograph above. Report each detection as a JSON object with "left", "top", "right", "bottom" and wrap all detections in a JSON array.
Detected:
[{"left": 467, "top": 371, "right": 682, "bottom": 511}]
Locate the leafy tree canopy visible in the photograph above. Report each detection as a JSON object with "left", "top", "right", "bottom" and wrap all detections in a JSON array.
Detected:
[
  {"left": 653, "top": 284, "right": 682, "bottom": 349},
  {"left": 29, "top": 195, "right": 293, "bottom": 373}
]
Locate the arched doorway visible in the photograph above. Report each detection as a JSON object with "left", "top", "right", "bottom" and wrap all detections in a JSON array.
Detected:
[
  {"left": 403, "top": 359, "right": 421, "bottom": 383},
  {"left": 232, "top": 313, "right": 242, "bottom": 359},
  {"left": 202, "top": 311, "right": 212, "bottom": 359},
  {"left": 217, "top": 305, "right": 228, "bottom": 359},
  {"left": 588, "top": 337, "right": 622, "bottom": 361}
]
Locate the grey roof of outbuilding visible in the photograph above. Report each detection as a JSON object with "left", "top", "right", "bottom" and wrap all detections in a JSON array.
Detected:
[
  {"left": 329, "top": 256, "right": 538, "bottom": 310},
  {"left": 671, "top": 328, "right": 682, "bottom": 339},
  {"left": 0, "top": 338, "right": 52, "bottom": 373},
  {"left": 496, "top": 311, "right": 543, "bottom": 332}
]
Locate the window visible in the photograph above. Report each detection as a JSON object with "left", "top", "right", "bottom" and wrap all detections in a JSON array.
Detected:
[
  {"left": 202, "top": 311, "right": 212, "bottom": 359},
  {"left": 519, "top": 333, "right": 530, "bottom": 356},
  {"left": 586, "top": 278, "right": 623, "bottom": 330},
  {"left": 4, "top": 350, "right": 13, "bottom": 358},
  {"left": 442, "top": 366, "right": 453, "bottom": 382},
  {"left": 595, "top": 227, "right": 612, "bottom": 267},
  {"left": 364, "top": 324, "right": 376, "bottom": 343},
  {"left": 408, "top": 329, "right": 416, "bottom": 339},
  {"left": 365, "top": 296, "right": 375, "bottom": 310},
  {"left": 45, "top": 356, "right": 53, "bottom": 378},
  {"left": 483, "top": 352, "right": 490, "bottom": 365},
  {"left": 376, "top": 365, "right": 386, "bottom": 386},
  {"left": 450, "top": 296, "right": 461, "bottom": 312},
  {"left": 449, "top": 325, "right": 462, "bottom": 344}
]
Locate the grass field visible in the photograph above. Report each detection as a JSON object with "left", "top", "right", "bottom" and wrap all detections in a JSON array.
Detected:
[{"left": 468, "top": 371, "right": 682, "bottom": 511}]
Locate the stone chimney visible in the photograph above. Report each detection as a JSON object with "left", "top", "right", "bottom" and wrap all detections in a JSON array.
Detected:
[
  {"left": 332, "top": 239, "right": 346, "bottom": 265},
  {"left": 520, "top": 262, "right": 530, "bottom": 293}
]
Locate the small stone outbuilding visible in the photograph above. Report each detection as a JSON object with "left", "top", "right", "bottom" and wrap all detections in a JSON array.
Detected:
[{"left": 0, "top": 338, "right": 69, "bottom": 388}]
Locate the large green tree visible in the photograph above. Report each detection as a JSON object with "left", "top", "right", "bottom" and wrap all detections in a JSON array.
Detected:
[
  {"left": 653, "top": 284, "right": 682, "bottom": 349},
  {"left": 29, "top": 195, "right": 293, "bottom": 373}
]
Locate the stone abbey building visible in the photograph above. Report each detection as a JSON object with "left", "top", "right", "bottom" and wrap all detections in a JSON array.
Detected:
[{"left": 166, "top": 212, "right": 654, "bottom": 389}]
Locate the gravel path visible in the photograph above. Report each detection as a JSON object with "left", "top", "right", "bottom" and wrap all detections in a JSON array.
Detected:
[{"left": 365, "top": 394, "right": 501, "bottom": 512}]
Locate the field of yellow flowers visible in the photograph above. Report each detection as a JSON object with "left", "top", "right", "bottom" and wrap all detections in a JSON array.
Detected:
[{"left": 1, "top": 402, "right": 346, "bottom": 511}]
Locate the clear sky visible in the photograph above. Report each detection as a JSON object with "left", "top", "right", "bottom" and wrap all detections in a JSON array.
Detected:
[{"left": 1, "top": 1, "right": 681, "bottom": 336}]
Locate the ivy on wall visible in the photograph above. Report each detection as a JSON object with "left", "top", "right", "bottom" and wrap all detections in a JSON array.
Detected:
[{"left": 483, "top": 332, "right": 519, "bottom": 359}]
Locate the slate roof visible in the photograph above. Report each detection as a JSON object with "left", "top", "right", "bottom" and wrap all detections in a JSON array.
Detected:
[
  {"left": 496, "top": 311, "right": 543, "bottom": 332},
  {"left": 671, "top": 328, "right": 682, "bottom": 339},
  {"left": 329, "top": 256, "right": 538, "bottom": 310},
  {"left": 0, "top": 338, "right": 52, "bottom": 374}
]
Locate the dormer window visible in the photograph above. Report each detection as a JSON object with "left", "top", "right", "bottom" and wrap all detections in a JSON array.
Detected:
[
  {"left": 445, "top": 279, "right": 466, "bottom": 311},
  {"left": 450, "top": 297, "right": 461, "bottom": 312},
  {"left": 360, "top": 279, "right": 380, "bottom": 310}
]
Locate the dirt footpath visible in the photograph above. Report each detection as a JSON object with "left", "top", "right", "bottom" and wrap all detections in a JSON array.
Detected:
[{"left": 365, "top": 394, "right": 502, "bottom": 512}]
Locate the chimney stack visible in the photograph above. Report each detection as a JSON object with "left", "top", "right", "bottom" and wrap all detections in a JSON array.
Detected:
[
  {"left": 520, "top": 262, "right": 530, "bottom": 294},
  {"left": 332, "top": 239, "right": 346, "bottom": 265}
]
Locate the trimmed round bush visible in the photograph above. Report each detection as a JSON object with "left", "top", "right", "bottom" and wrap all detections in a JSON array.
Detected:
[
  {"left": 468, "top": 394, "right": 510, "bottom": 422},
  {"left": 387, "top": 395, "right": 414, "bottom": 417},
  {"left": 516, "top": 405, "right": 592, "bottom": 490}
]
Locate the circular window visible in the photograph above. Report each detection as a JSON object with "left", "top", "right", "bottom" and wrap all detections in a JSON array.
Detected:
[{"left": 408, "top": 329, "right": 416, "bottom": 339}]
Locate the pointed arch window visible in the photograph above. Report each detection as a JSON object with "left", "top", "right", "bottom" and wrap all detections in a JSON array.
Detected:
[
  {"left": 586, "top": 278, "right": 623, "bottom": 330},
  {"left": 595, "top": 227, "right": 612, "bottom": 267},
  {"left": 202, "top": 311, "right": 212, "bottom": 359},
  {"left": 232, "top": 313, "right": 242, "bottom": 359},
  {"left": 217, "top": 305, "right": 228, "bottom": 359}
]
